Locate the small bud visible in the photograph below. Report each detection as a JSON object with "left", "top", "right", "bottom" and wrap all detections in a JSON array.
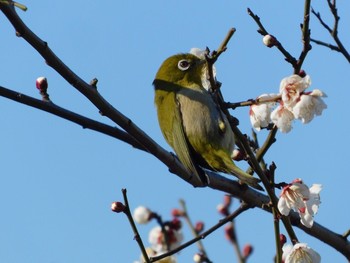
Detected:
[
  {"left": 36, "top": 77, "right": 48, "bottom": 92},
  {"left": 243, "top": 244, "right": 254, "bottom": 258},
  {"left": 224, "top": 224, "right": 236, "bottom": 242},
  {"left": 223, "top": 195, "right": 232, "bottom": 207},
  {"left": 298, "top": 70, "right": 307, "bottom": 78},
  {"left": 110, "top": 202, "right": 126, "bottom": 213},
  {"left": 170, "top": 217, "right": 182, "bottom": 231},
  {"left": 262, "top": 34, "right": 277, "bottom": 48},
  {"left": 194, "top": 221, "right": 204, "bottom": 233},
  {"left": 171, "top": 208, "right": 185, "bottom": 217},
  {"left": 280, "top": 234, "right": 287, "bottom": 246},
  {"left": 232, "top": 149, "right": 244, "bottom": 161},
  {"left": 217, "top": 204, "right": 229, "bottom": 216},
  {"left": 36, "top": 77, "right": 51, "bottom": 101},
  {"left": 133, "top": 206, "right": 152, "bottom": 224},
  {"left": 193, "top": 253, "right": 203, "bottom": 263}
]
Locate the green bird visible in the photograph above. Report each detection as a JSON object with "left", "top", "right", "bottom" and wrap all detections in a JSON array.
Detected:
[{"left": 153, "top": 53, "right": 262, "bottom": 190}]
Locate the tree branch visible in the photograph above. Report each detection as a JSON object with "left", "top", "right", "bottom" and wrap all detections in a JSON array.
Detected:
[
  {"left": 295, "top": 0, "right": 312, "bottom": 73},
  {"left": 0, "top": 85, "right": 146, "bottom": 152},
  {"left": 311, "top": 2, "right": 350, "bottom": 63}
]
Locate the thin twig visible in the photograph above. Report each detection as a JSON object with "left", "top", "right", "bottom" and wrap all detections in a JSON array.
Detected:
[
  {"left": 121, "top": 189, "right": 150, "bottom": 263},
  {"left": 247, "top": 8, "right": 298, "bottom": 67},
  {"left": 310, "top": 38, "right": 341, "bottom": 52},
  {"left": 269, "top": 163, "right": 283, "bottom": 263},
  {"left": 343, "top": 229, "right": 350, "bottom": 239},
  {"left": 311, "top": 2, "right": 350, "bottom": 62},
  {"left": 179, "top": 199, "right": 211, "bottom": 261},
  {"left": 295, "top": 0, "right": 312, "bottom": 73}
]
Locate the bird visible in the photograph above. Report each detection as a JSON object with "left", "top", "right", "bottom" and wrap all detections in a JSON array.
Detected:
[{"left": 153, "top": 53, "right": 262, "bottom": 190}]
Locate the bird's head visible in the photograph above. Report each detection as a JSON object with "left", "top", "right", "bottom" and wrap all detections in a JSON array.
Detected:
[{"left": 153, "top": 53, "right": 207, "bottom": 89}]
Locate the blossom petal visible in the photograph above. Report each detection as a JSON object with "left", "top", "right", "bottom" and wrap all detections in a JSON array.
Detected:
[
  {"left": 278, "top": 196, "right": 291, "bottom": 216},
  {"left": 293, "top": 92, "right": 327, "bottom": 124},
  {"left": 284, "top": 243, "right": 321, "bottom": 263},
  {"left": 271, "top": 105, "right": 295, "bottom": 133},
  {"left": 300, "top": 210, "right": 314, "bottom": 228}
]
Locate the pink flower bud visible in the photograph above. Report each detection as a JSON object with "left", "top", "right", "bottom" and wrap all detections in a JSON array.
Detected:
[
  {"left": 170, "top": 217, "right": 182, "bottom": 231},
  {"left": 171, "top": 208, "right": 185, "bottom": 217},
  {"left": 110, "top": 202, "right": 126, "bottom": 213},
  {"left": 223, "top": 195, "right": 232, "bottom": 207},
  {"left": 280, "top": 234, "right": 287, "bottom": 246},
  {"left": 243, "top": 244, "right": 254, "bottom": 258},
  {"left": 298, "top": 70, "right": 307, "bottom": 78},
  {"left": 217, "top": 204, "right": 229, "bottom": 216},
  {"left": 195, "top": 221, "right": 204, "bottom": 233},
  {"left": 224, "top": 224, "right": 236, "bottom": 242},
  {"left": 36, "top": 77, "right": 48, "bottom": 92}
]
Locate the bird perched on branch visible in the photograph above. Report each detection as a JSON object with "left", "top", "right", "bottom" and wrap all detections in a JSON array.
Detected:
[{"left": 153, "top": 53, "right": 262, "bottom": 190}]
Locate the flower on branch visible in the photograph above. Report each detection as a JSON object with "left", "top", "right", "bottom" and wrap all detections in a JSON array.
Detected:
[
  {"left": 293, "top": 89, "right": 327, "bottom": 124},
  {"left": 149, "top": 225, "right": 183, "bottom": 253},
  {"left": 250, "top": 94, "right": 276, "bottom": 130},
  {"left": 270, "top": 104, "right": 295, "bottom": 133},
  {"left": 278, "top": 179, "right": 322, "bottom": 228},
  {"left": 282, "top": 243, "right": 321, "bottom": 263},
  {"left": 133, "top": 206, "right": 153, "bottom": 224},
  {"left": 250, "top": 74, "right": 327, "bottom": 133}
]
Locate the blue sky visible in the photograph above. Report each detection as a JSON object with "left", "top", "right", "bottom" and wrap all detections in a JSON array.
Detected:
[{"left": 1, "top": 1, "right": 349, "bottom": 262}]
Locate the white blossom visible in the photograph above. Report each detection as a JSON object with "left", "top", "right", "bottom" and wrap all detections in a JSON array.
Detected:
[
  {"left": 293, "top": 89, "right": 327, "bottom": 124},
  {"left": 149, "top": 226, "right": 183, "bottom": 253},
  {"left": 278, "top": 179, "right": 322, "bottom": 228},
  {"left": 250, "top": 94, "right": 277, "bottom": 130},
  {"left": 280, "top": 74, "right": 311, "bottom": 110},
  {"left": 271, "top": 105, "right": 295, "bottom": 133},
  {"left": 133, "top": 206, "right": 152, "bottom": 224},
  {"left": 283, "top": 243, "right": 321, "bottom": 263}
]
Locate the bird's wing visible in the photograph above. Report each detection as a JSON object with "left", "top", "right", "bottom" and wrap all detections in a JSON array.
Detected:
[{"left": 171, "top": 95, "right": 206, "bottom": 185}]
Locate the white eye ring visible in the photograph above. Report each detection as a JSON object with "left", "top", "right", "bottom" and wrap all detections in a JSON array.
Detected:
[{"left": 178, "top": 59, "right": 191, "bottom": 71}]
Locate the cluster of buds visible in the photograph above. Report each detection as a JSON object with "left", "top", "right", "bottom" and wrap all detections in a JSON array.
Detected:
[{"left": 131, "top": 206, "right": 183, "bottom": 263}]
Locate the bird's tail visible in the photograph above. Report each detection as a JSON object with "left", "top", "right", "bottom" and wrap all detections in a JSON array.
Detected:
[{"left": 229, "top": 163, "right": 263, "bottom": 191}]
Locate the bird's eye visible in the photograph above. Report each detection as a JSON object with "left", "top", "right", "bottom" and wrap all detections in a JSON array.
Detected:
[{"left": 178, "top": 59, "right": 191, "bottom": 71}]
